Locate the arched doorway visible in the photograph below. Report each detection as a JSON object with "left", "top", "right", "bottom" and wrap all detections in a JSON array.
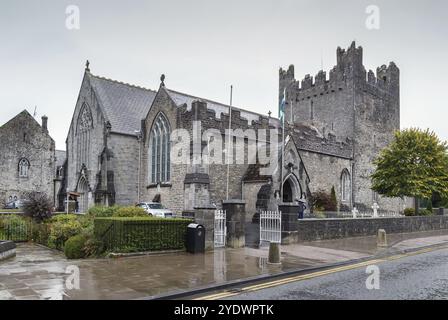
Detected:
[
  {"left": 283, "top": 179, "right": 293, "bottom": 202},
  {"left": 282, "top": 174, "right": 302, "bottom": 203},
  {"left": 77, "top": 176, "right": 89, "bottom": 213}
]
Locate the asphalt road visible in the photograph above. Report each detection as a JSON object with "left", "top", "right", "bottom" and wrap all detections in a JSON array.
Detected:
[{"left": 220, "top": 247, "right": 448, "bottom": 300}]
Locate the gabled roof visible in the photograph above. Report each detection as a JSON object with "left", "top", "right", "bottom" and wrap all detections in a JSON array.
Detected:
[
  {"left": 0, "top": 110, "right": 36, "bottom": 129},
  {"left": 88, "top": 73, "right": 157, "bottom": 135}
]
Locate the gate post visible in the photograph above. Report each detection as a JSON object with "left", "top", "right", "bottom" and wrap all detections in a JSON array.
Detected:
[
  {"left": 278, "top": 203, "right": 299, "bottom": 244},
  {"left": 194, "top": 205, "right": 216, "bottom": 251},
  {"left": 223, "top": 200, "right": 246, "bottom": 248}
]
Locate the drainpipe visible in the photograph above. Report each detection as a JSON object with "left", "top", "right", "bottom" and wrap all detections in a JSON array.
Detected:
[{"left": 135, "top": 130, "right": 142, "bottom": 203}]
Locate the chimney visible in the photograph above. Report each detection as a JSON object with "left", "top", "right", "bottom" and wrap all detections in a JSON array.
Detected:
[{"left": 42, "top": 115, "right": 48, "bottom": 133}]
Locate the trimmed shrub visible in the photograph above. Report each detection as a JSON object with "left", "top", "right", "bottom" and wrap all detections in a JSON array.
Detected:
[
  {"left": 404, "top": 208, "right": 415, "bottom": 216},
  {"left": 113, "top": 206, "right": 148, "bottom": 217},
  {"left": 48, "top": 215, "right": 83, "bottom": 250},
  {"left": 94, "top": 217, "right": 192, "bottom": 253},
  {"left": 419, "top": 209, "right": 433, "bottom": 216},
  {"left": 23, "top": 192, "right": 53, "bottom": 223},
  {"left": 87, "top": 206, "right": 148, "bottom": 218},
  {"left": 87, "top": 206, "right": 120, "bottom": 218},
  {"left": 64, "top": 234, "right": 88, "bottom": 259},
  {"left": 426, "top": 200, "right": 433, "bottom": 213}
]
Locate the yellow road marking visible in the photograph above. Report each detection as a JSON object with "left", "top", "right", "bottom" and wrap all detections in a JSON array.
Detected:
[{"left": 195, "top": 245, "right": 448, "bottom": 300}]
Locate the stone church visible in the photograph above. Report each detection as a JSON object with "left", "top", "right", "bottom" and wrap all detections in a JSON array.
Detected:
[
  {"left": 0, "top": 111, "right": 65, "bottom": 208},
  {"left": 63, "top": 42, "right": 405, "bottom": 215}
]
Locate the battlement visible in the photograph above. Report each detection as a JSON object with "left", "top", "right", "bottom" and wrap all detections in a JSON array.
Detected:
[
  {"left": 280, "top": 41, "right": 399, "bottom": 98},
  {"left": 178, "top": 100, "right": 275, "bottom": 133}
]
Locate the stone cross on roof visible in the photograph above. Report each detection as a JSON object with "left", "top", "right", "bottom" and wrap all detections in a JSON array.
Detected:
[{"left": 85, "top": 60, "right": 90, "bottom": 72}]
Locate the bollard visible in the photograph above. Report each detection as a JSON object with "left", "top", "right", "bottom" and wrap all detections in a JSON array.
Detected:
[
  {"left": 377, "top": 229, "right": 388, "bottom": 247},
  {"left": 268, "top": 242, "right": 281, "bottom": 265}
]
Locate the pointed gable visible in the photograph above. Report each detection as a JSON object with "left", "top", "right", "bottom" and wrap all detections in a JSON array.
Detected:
[{"left": 88, "top": 74, "right": 157, "bottom": 135}]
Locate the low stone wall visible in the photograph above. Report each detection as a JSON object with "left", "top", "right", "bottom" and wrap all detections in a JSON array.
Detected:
[
  {"left": 297, "top": 216, "right": 448, "bottom": 242},
  {"left": 0, "top": 241, "right": 16, "bottom": 261}
]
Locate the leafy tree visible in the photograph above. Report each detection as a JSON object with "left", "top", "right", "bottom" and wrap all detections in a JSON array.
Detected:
[
  {"left": 311, "top": 189, "right": 337, "bottom": 212},
  {"left": 23, "top": 191, "right": 53, "bottom": 223},
  {"left": 371, "top": 128, "right": 448, "bottom": 213},
  {"left": 330, "top": 186, "right": 337, "bottom": 211}
]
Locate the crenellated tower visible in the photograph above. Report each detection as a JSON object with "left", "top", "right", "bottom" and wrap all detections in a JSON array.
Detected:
[{"left": 279, "top": 41, "right": 400, "bottom": 211}]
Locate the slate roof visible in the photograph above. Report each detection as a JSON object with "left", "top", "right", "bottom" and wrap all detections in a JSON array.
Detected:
[
  {"left": 289, "top": 123, "right": 354, "bottom": 159},
  {"left": 88, "top": 74, "right": 157, "bottom": 135}
]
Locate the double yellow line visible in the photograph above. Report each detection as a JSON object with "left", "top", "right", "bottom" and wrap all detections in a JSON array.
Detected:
[{"left": 195, "top": 245, "right": 448, "bottom": 300}]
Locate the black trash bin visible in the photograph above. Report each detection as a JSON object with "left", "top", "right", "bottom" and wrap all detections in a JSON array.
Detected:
[{"left": 186, "top": 223, "right": 205, "bottom": 254}]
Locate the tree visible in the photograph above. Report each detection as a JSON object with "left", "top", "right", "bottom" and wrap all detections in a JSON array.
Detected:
[
  {"left": 23, "top": 191, "right": 53, "bottom": 223},
  {"left": 371, "top": 128, "right": 448, "bottom": 213},
  {"left": 311, "top": 189, "right": 337, "bottom": 212},
  {"left": 330, "top": 186, "right": 337, "bottom": 211}
]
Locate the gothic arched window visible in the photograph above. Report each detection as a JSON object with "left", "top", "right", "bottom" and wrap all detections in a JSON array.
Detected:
[
  {"left": 341, "top": 169, "right": 351, "bottom": 202},
  {"left": 149, "top": 113, "right": 171, "bottom": 184},
  {"left": 19, "top": 158, "right": 30, "bottom": 177},
  {"left": 76, "top": 104, "right": 93, "bottom": 170}
]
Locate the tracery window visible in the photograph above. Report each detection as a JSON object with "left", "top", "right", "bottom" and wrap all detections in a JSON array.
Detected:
[
  {"left": 19, "top": 158, "right": 30, "bottom": 177},
  {"left": 149, "top": 113, "right": 171, "bottom": 184},
  {"left": 341, "top": 169, "right": 351, "bottom": 202},
  {"left": 76, "top": 104, "right": 93, "bottom": 170}
]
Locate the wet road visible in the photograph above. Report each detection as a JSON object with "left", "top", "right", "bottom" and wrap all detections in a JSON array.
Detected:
[{"left": 225, "top": 247, "right": 448, "bottom": 300}]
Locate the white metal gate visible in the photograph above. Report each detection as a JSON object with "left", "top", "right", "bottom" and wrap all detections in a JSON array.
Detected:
[
  {"left": 260, "top": 211, "right": 282, "bottom": 245},
  {"left": 214, "top": 210, "right": 226, "bottom": 248}
]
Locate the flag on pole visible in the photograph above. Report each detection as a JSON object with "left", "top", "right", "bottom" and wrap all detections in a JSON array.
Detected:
[{"left": 279, "top": 88, "right": 286, "bottom": 123}]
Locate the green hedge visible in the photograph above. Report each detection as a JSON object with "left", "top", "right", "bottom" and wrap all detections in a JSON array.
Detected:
[
  {"left": 0, "top": 215, "right": 29, "bottom": 241},
  {"left": 94, "top": 217, "right": 192, "bottom": 253}
]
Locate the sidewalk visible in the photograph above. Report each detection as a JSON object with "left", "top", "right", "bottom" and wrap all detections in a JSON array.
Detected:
[{"left": 1, "top": 229, "right": 448, "bottom": 300}]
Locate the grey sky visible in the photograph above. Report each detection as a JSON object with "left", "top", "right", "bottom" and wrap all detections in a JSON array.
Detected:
[{"left": 1, "top": 0, "right": 447, "bottom": 150}]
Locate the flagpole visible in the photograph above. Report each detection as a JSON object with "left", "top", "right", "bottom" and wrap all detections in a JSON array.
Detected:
[
  {"left": 226, "top": 85, "right": 233, "bottom": 200},
  {"left": 280, "top": 90, "right": 286, "bottom": 202}
]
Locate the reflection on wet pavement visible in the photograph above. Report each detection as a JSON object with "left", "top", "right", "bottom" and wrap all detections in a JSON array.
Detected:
[{"left": 1, "top": 229, "right": 447, "bottom": 300}]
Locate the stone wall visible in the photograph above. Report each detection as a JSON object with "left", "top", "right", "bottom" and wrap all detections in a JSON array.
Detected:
[
  {"left": 66, "top": 73, "right": 107, "bottom": 195},
  {"left": 298, "top": 150, "right": 352, "bottom": 208},
  {"left": 140, "top": 88, "right": 187, "bottom": 214},
  {"left": 297, "top": 216, "right": 448, "bottom": 242},
  {"left": 0, "top": 111, "right": 55, "bottom": 204},
  {"left": 109, "top": 133, "right": 140, "bottom": 206},
  {"left": 281, "top": 42, "right": 401, "bottom": 212}
]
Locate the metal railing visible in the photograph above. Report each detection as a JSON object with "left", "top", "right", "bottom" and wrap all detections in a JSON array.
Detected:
[
  {"left": 214, "top": 210, "right": 226, "bottom": 248},
  {"left": 260, "top": 211, "right": 282, "bottom": 245}
]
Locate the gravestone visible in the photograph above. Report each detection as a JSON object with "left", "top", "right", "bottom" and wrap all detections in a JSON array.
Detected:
[
  {"left": 372, "top": 202, "right": 380, "bottom": 218},
  {"left": 352, "top": 207, "right": 359, "bottom": 219}
]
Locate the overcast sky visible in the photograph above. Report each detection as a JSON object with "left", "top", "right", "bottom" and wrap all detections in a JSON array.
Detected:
[{"left": 1, "top": 0, "right": 447, "bottom": 150}]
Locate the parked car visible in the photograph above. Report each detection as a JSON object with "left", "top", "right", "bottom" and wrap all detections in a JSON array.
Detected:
[
  {"left": 136, "top": 202, "right": 174, "bottom": 218},
  {"left": 3, "top": 200, "right": 25, "bottom": 210}
]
